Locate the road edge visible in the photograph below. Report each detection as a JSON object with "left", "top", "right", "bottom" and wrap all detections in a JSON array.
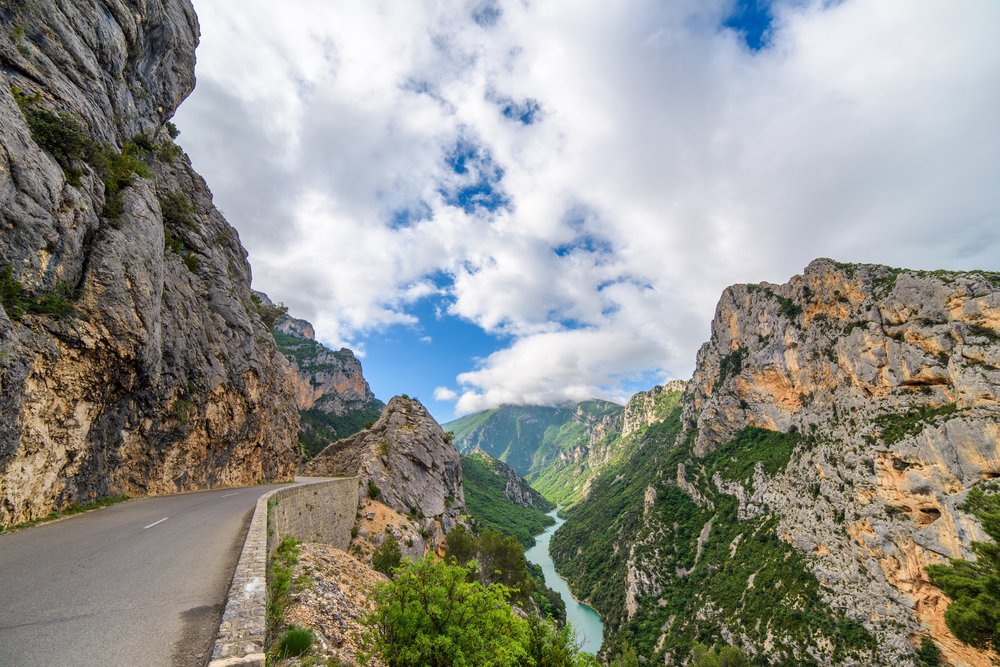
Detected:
[{"left": 207, "top": 488, "right": 279, "bottom": 667}]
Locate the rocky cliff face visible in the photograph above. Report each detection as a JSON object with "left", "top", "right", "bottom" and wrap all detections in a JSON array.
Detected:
[
  {"left": 271, "top": 319, "right": 380, "bottom": 417},
  {"left": 553, "top": 259, "right": 999, "bottom": 667},
  {"left": 258, "top": 296, "right": 384, "bottom": 458},
  {"left": 0, "top": 0, "right": 299, "bottom": 527},
  {"left": 303, "top": 396, "right": 466, "bottom": 555},
  {"left": 681, "top": 258, "right": 999, "bottom": 666}
]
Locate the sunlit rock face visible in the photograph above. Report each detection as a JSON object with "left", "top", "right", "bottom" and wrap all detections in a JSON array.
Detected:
[
  {"left": 0, "top": 0, "right": 299, "bottom": 527},
  {"left": 677, "top": 258, "right": 999, "bottom": 665}
]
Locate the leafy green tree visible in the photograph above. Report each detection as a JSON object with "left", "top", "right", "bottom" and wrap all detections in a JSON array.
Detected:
[
  {"left": 361, "top": 556, "right": 595, "bottom": 667},
  {"left": 372, "top": 534, "right": 402, "bottom": 578},
  {"left": 444, "top": 526, "right": 534, "bottom": 603},
  {"left": 916, "top": 637, "right": 941, "bottom": 666},
  {"left": 691, "top": 642, "right": 751, "bottom": 667},
  {"left": 360, "top": 557, "right": 529, "bottom": 667},
  {"left": 608, "top": 640, "right": 639, "bottom": 667},
  {"left": 523, "top": 614, "right": 599, "bottom": 667},
  {"left": 926, "top": 486, "right": 1000, "bottom": 654}
]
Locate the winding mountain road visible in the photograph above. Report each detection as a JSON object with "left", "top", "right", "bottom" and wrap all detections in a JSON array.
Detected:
[{"left": 0, "top": 481, "right": 300, "bottom": 667}]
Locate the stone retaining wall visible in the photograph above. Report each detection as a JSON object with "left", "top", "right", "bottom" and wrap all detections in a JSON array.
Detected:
[
  {"left": 209, "top": 478, "right": 358, "bottom": 667},
  {"left": 268, "top": 477, "right": 359, "bottom": 557}
]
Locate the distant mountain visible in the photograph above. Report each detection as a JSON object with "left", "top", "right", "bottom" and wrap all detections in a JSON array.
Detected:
[
  {"left": 461, "top": 448, "right": 555, "bottom": 548},
  {"left": 444, "top": 389, "right": 684, "bottom": 505},
  {"left": 256, "top": 292, "right": 384, "bottom": 459}
]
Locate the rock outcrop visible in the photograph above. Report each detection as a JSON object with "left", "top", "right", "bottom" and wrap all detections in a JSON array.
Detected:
[
  {"left": 556, "top": 259, "right": 999, "bottom": 666},
  {"left": 0, "top": 0, "right": 299, "bottom": 527},
  {"left": 678, "top": 258, "right": 999, "bottom": 666},
  {"left": 303, "top": 396, "right": 466, "bottom": 554}
]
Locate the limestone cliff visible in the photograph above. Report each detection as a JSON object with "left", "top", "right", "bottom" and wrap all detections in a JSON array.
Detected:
[
  {"left": 303, "top": 395, "right": 466, "bottom": 556},
  {"left": 553, "top": 259, "right": 999, "bottom": 667},
  {"left": 256, "top": 295, "right": 384, "bottom": 458},
  {"left": 0, "top": 0, "right": 299, "bottom": 527},
  {"left": 266, "top": 303, "right": 381, "bottom": 419},
  {"left": 682, "top": 258, "right": 999, "bottom": 666}
]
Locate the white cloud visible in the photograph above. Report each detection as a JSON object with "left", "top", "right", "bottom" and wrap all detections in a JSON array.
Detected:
[
  {"left": 434, "top": 386, "right": 458, "bottom": 401},
  {"left": 176, "top": 0, "right": 1000, "bottom": 412}
]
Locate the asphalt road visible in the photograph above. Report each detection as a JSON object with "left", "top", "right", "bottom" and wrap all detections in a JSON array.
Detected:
[{"left": 0, "top": 481, "right": 299, "bottom": 667}]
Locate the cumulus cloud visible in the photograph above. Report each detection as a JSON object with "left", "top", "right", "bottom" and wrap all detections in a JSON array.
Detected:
[
  {"left": 175, "top": 0, "right": 1000, "bottom": 412},
  {"left": 434, "top": 386, "right": 459, "bottom": 401}
]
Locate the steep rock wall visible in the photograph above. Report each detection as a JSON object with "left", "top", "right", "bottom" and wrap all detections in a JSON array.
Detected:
[
  {"left": 680, "top": 259, "right": 999, "bottom": 665},
  {"left": 0, "top": 0, "right": 299, "bottom": 527}
]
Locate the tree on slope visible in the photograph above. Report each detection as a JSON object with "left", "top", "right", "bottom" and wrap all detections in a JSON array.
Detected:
[
  {"left": 926, "top": 485, "right": 1000, "bottom": 654},
  {"left": 360, "top": 556, "right": 596, "bottom": 667}
]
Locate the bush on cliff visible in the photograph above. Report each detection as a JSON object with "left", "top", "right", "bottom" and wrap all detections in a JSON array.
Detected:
[{"left": 926, "top": 483, "right": 1000, "bottom": 654}]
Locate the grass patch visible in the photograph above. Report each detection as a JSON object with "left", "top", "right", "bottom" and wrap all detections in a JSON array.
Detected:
[
  {"left": 1, "top": 495, "right": 131, "bottom": 533},
  {"left": 266, "top": 536, "right": 302, "bottom": 655},
  {"left": 276, "top": 625, "right": 314, "bottom": 660}
]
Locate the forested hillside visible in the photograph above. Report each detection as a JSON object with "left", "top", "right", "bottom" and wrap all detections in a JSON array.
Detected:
[{"left": 461, "top": 448, "right": 555, "bottom": 548}]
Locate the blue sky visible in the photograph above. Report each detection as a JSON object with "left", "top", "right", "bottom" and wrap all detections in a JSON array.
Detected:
[{"left": 177, "top": 0, "right": 1000, "bottom": 422}]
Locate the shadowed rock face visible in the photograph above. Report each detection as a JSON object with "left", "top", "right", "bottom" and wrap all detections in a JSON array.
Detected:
[
  {"left": 303, "top": 396, "right": 466, "bottom": 549},
  {"left": 0, "top": 0, "right": 299, "bottom": 526},
  {"left": 671, "top": 259, "right": 999, "bottom": 665}
]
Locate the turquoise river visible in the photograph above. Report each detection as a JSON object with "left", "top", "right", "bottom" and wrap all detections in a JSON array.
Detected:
[{"left": 524, "top": 509, "right": 605, "bottom": 655}]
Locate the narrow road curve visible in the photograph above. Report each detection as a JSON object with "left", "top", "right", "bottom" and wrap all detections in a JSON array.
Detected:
[{"left": 0, "top": 481, "right": 302, "bottom": 667}]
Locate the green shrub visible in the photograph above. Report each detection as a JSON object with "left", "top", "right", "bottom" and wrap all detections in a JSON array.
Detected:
[
  {"left": 164, "top": 231, "right": 184, "bottom": 254},
  {"left": 182, "top": 252, "right": 199, "bottom": 274},
  {"left": 19, "top": 104, "right": 92, "bottom": 168},
  {"left": 159, "top": 192, "right": 197, "bottom": 230},
  {"left": 926, "top": 485, "right": 1000, "bottom": 654},
  {"left": 916, "top": 637, "right": 941, "bottom": 666},
  {"left": 276, "top": 625, "right": 314, "bottom": 659},
  {"left": 1, "top": 265, "right": 26, "bottom": 320},
  {"left": 165, "top": 121, "right": 180, "bottom": 139},
  {"left": 361, "top": 557, "right": 593, "bottom": 667},
  {"left": 372, "top": 534, "right": 402, "bottom": 578},
  {"left": 266, "top": 537, "right": 301, "bottom": 650},
  {"left": 97, "top": 142, "right": 152, "bottom": 219},
  {"left": 691, "top": 642, "right": 750, "bottom": 667},
  {"left": 367, "top": 479, "right": 380, "bottom": 499},
  {"left": 157, "top": 140, "right": 182, "bottom": 163},
  {"left": 250, "top": 292, "right": 288, "bottom": 328},
  {"left": 1, "top": 266, "right": 77, "bottom": 321},
  {"left": 131, "top": 134, "right": 155, "bottom": 153}
]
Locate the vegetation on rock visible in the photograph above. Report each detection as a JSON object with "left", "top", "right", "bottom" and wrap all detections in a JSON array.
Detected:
[
  {"left": 1, "top": 265, "right": 78, "bottom": 321},
  {"left": 926, "top": 483, "right": 1000, "bottom": 654},
  {"left": 552, "top": 401, "right": 875, "bottom": 665}
]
